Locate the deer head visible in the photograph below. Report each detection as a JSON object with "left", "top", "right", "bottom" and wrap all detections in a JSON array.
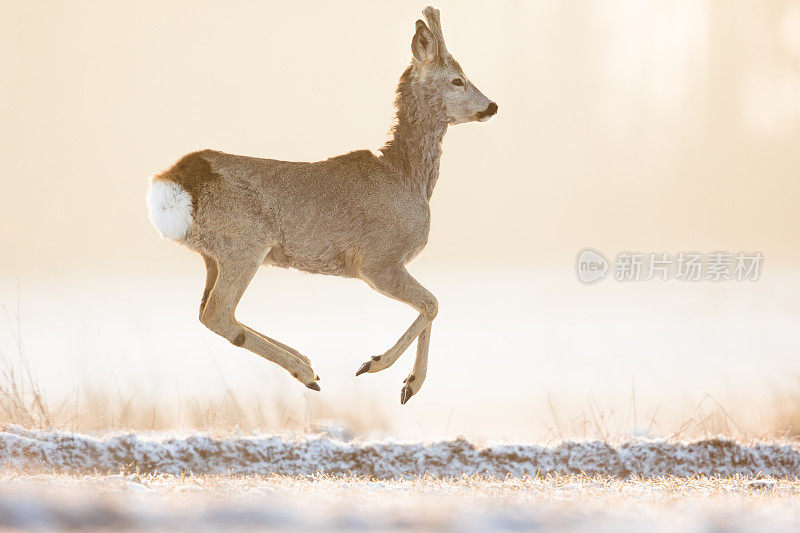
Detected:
[{"left": 410, "top": 7, "right": 497, "bottom": 124}]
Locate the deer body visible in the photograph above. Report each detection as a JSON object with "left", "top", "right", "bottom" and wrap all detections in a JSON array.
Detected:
[
  {"left": 147, "top": 7, "right": 496, "bottom": 404},
  {"left": 175, "top": 147, "right": 433, "bottom": 278}
]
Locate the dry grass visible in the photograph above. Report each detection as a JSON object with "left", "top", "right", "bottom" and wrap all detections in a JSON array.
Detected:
[
  {"left": 1, "top": 299, "right": 800, "bottom": 441},
  {"left": 539, "top": 387, "right": 800, "bottom": 444},
  {"left": 2, "top": 342, "right": 800, "bottom": 440},
  {"left": 0, "top": 369, "right": 389, "bottom": 436},
  {"left": 0, "top": 303, "right": 388, "bottom": 436}
]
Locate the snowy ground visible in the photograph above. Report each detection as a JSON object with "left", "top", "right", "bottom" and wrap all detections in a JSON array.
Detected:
[
  {"left": 2, "top": 472, "right": 800, "bottom": 531},
  {"left": 3, "top": 427, "right": 800, "bottom": 531},
  {"left": 3, "top": 426, "right": 800, "bottom": 478}
]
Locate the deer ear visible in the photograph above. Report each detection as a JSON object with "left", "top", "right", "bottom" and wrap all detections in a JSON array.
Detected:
[{"left": 411, "top": 19, "right": 438, "bottom": 63}]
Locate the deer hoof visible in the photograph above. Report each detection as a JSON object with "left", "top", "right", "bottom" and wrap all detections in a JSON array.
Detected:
[
  {"left": 400, "top": 384, "right": 413, "bottom": 405},
  {"left": 355, "top": 362, "right": 371, "bottom": 376},
  {"left": 306, "top": 382, "right": 321, "bottom": 391}
]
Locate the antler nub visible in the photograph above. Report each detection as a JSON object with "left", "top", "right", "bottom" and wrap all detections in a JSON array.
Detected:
[{"left": 422, "top": 6, "right": 447, "bottom": 56}]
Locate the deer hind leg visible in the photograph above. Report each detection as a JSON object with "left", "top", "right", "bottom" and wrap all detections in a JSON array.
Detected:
[
  {"left": 355, "top": 264, "right": 437, "bottom": 404},
  {"left": 199, "top": 254, "right": 218, "bottom": 320},
  {"left": 202, "top": 253, "right": 312, "bottom": 366},
  {"left": 200, "top": 252, "right": 319, "bottom": 390},
  {"left": 241, "top": 324, "right": 312, "bottom": 367}
]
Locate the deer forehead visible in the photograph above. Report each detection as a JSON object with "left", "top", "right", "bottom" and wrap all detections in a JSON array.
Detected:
[{"left": 427, "top": 56, "right": 466, "bottom": 80}]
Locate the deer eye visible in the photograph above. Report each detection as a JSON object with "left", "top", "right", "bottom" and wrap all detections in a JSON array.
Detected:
[{"left": 451, "top": 78, "right": 464, "bottom": 87}]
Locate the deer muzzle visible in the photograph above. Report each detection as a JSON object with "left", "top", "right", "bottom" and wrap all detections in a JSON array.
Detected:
[{"left": 476, "top": 102, "right": 498, "bottom": 122}]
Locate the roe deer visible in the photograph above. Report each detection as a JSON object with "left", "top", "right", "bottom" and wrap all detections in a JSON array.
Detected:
[{"left": 146, "top": 6, "right": 497, "bottom": 404}]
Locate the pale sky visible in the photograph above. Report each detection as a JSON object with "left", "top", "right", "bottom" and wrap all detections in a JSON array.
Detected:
[{"left": 1, "top": 1, "right": 799, "bottom": 279}]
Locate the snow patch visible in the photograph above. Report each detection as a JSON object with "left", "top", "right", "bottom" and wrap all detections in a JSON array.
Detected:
[{"left": 1, "top": 427, "right": 800, "bottom": 478}]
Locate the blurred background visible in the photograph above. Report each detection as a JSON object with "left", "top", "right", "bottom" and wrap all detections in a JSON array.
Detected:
[{"left": 1, "top": 0, "right": 799, "bottom": 440}]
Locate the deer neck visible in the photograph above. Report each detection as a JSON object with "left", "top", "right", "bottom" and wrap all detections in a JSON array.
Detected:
[{"left": 380, "top": 67, "right": 448, "bottom": 200}]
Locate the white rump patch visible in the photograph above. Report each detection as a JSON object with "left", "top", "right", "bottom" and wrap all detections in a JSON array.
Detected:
[{"left": 146, "top": 179, "right": 194, "bottom": 241}]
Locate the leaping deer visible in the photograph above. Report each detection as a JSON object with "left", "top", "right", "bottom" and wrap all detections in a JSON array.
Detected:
[{"left": 146, "top": 6, "right": 497, "bottom": 404}]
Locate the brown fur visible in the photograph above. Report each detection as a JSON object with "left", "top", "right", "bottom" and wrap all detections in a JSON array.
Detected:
[{"left": 149, "top": 7, "right": 496, "bottom": 404}]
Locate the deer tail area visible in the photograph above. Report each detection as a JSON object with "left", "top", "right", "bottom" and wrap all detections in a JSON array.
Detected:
[{"left": 146, "top": 177, "right": 194, "bottom": 241}]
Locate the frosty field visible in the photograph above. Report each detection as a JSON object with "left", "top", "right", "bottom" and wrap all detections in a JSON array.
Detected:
[
  {"left": 2, "top": 427, "right": 800, "bottom": 531},
  {"left": 6, "top": 472, "right": 800, "bottom": 532}
]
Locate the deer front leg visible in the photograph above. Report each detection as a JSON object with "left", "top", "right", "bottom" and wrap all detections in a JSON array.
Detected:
[
  {"left": 201, "top": 254, "right": 319, "bottom": 390},
  {"left": 401, "top": 323, "right": 431, "bottom": 404},
  {"left": 355, "top": 265, "right": 437, "bottom": 404}
]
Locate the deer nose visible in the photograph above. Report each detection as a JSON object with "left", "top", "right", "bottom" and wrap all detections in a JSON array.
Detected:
[{"left": 485, "top": 102, "right": 498, "bottom": 116}]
